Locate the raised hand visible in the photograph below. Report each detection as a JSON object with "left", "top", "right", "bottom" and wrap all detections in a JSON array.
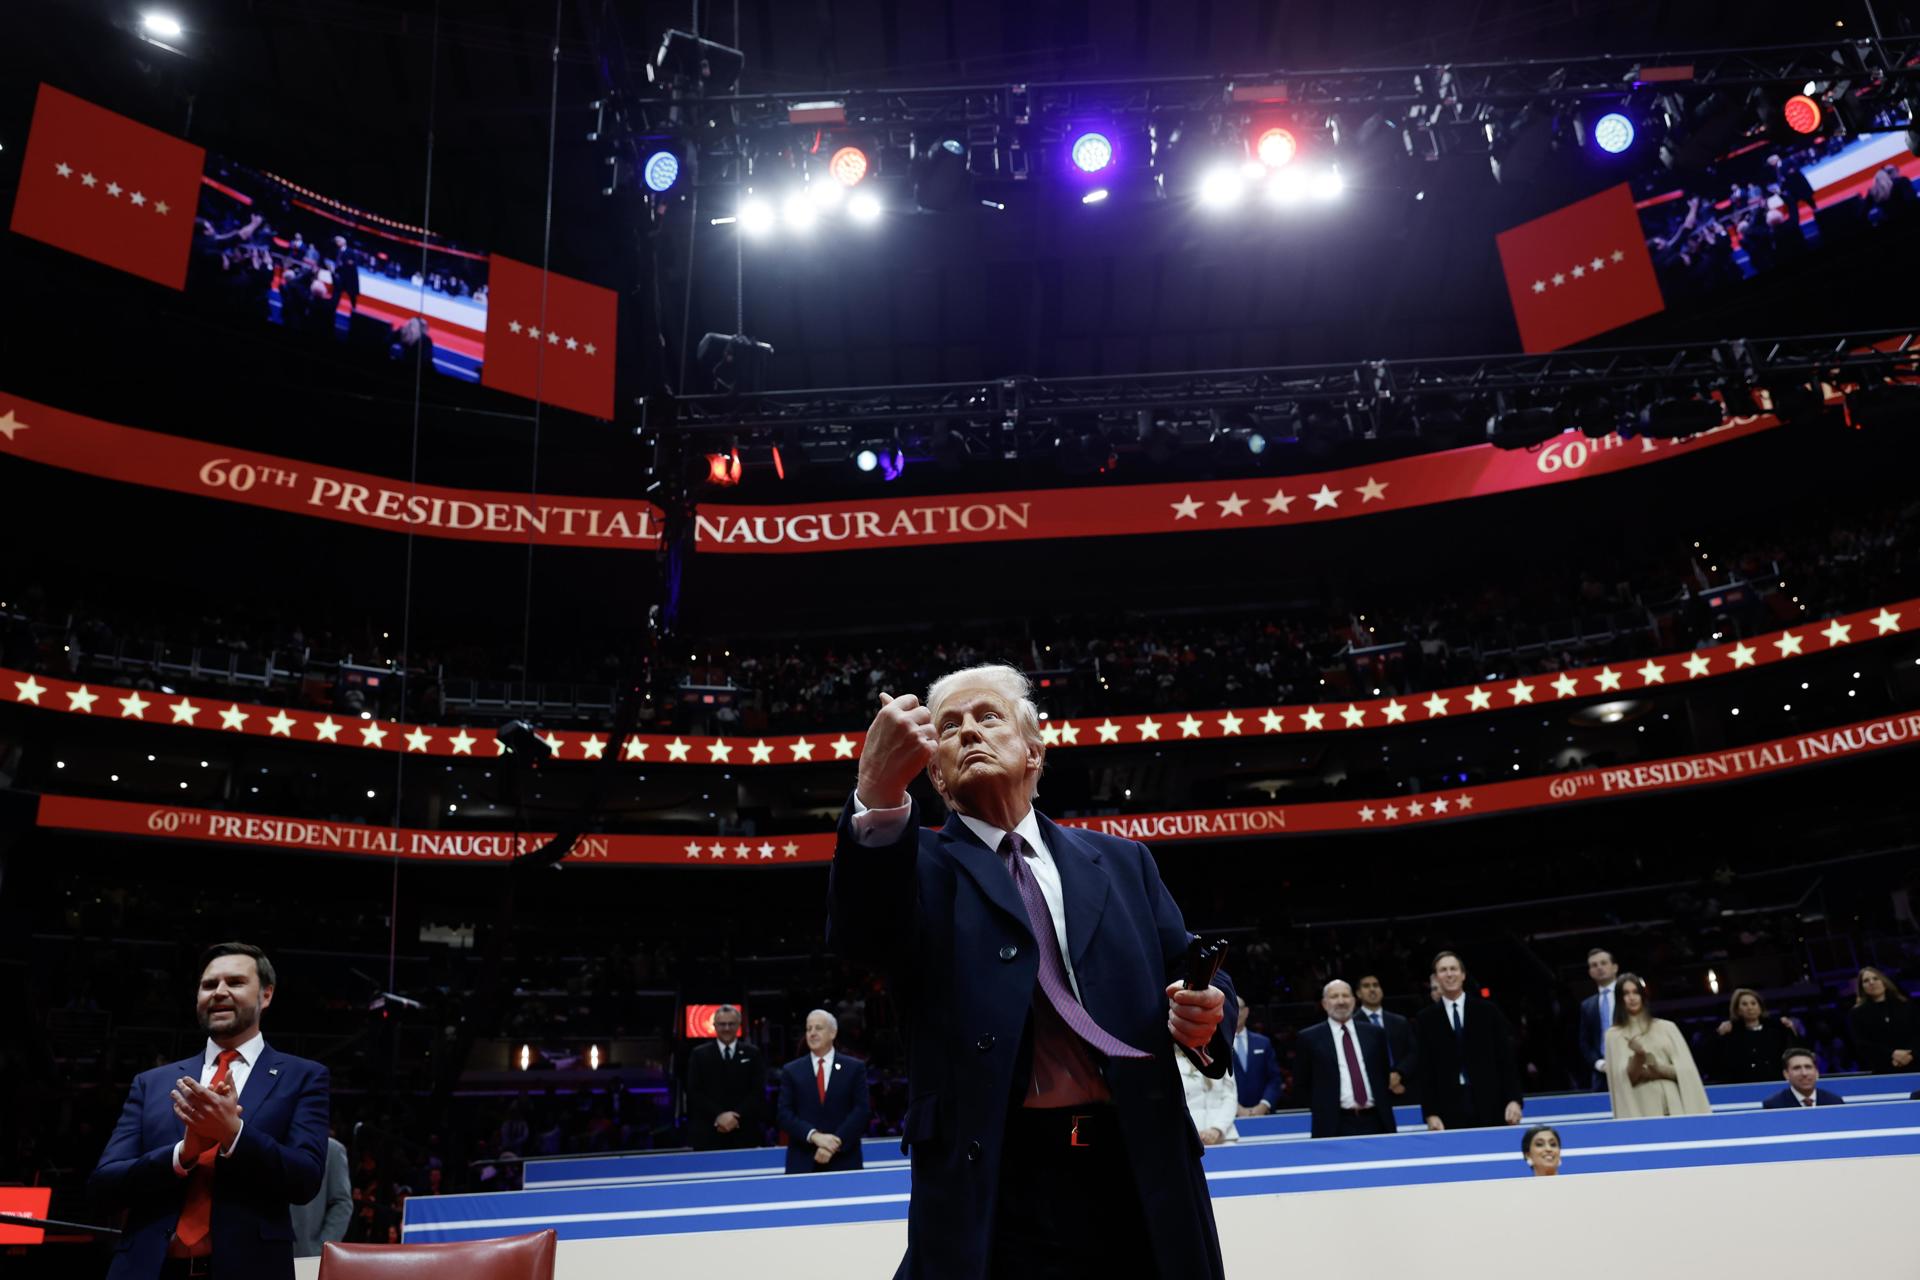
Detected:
[{"left": 856, "top": 692, "right": 936, "bottom": 809}]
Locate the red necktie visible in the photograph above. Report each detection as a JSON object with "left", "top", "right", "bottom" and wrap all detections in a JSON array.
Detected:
[
  {"left": 815, "top": 1058, "right": 827, "bottom": 1103},
  {"left": 1342, "top": 1024, "right": 1370, "bottom": 1108},
  {"left": 173, "top": 1049, "right": 241, "bottom": 1251}
]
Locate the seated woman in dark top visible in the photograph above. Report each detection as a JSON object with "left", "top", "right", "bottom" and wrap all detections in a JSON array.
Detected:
[
  {"left": 1712, "top": 988, "right": 1800, "bottom": 1082},
  {"left": 1848, "top": 966, "right": 1916, "bottom": 1074}
]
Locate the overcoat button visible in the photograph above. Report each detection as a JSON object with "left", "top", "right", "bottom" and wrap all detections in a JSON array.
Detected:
[
  {"left": 998, "top": 945, "right": 1018, "bottom": 961},
  {"left": 966, "top": 1141, "right": 983, "bottom": 1161},
  {"left": 975, "top": 1034, "right": 995, "bottom": 1051}
]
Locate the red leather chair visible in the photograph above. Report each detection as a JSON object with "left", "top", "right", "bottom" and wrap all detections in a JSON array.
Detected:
[{"left": 318, "top": 1229, "right": 557, "bottom": 1278}]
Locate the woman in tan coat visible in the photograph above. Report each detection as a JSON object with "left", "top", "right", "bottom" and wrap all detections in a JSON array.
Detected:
[{"left": 1604, "top": 974, "right": 1710, "bottom": 1119}]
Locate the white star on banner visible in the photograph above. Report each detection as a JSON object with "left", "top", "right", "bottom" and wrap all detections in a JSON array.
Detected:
[
  {"left": 665, "top": 739, "right": 691, "bottom": 761},
  {"left": 155, "top": 200, "right": 169, "bottom": 215},
  {"left": 1595, "top": 667, "right": 1624, "bottom": 691},
  {"left": 314, "top": 716, "right": 341, "bottom": 742},
  {"left": 782, "top": 842, "right": 799, "bottom": 858},
  {"left": 1382, "top": 700, "right": 1407, "bottom": 723},
  {"left": 548, "top": 331, "right": 560, "bottom": 345},
  {"left": 685, "top": 842, "right": 703, "bottom": 859},
  {"left": 1611, "top": 249, "right": 1625, "bottom": 263},
  {"left": 708, "top": 741, "right": 734, "bottom": 763},
  {"left": 1058, "top": 722, "right": 1080, "bottom": 745},
  {"left": 790, "top": 739, "right": 815, "bottom": 761},
  {"left": 1683, "top": 653, "right": 1712, "bottom": 679},
  {"left": 1217, "top": 493, "right": 1248, "bottom": 517},
  {"left": 1531, "top": 280, "right": 1546, "bottom": 294},
  {"left": 1431, "top": 795, "right": 1450, "bottom": 814},
  {"left": 1263, "top": 489, "right": 1295, "bottom": 514},
  {"left": 749, "top": 740, "right": 774, "bottom": 763},
  {"left": 493, "top": 738, "right": 510, "bottom": 756},
  {"left": 67, "top": 685, "right": 99, "bottom": 713},
  {"left": 1551, "top": 674, "right": 1580, "bottom": 699},
  {"left": 267, "top": 710, "right": 296, "bottom": 737},
  {"left": 1590, "top": 256, "right": 1605, "bottom": 271},
  {"left": 1871, "top": 608, "right": 1901, "bottom": 634},
  {"left": 1341, "top": 704, "right": 1366, "bottom": 728},
  {"left": 1299, "top": 707, "right": 1326, "bottom": 731},
  {"left": 1508, "top": 680, "right": 1535, "bottom": 704},
  {"left": 105, "top": 181, "right": 121, "bottom": 197},
  {"left": 1774, "top": 632, "right": 1804, "bottom": 657},
  {"left": 831, "top": 736, "right": 857, "bottom": 758},
  {"left": 129, "top": 191, "right": 146, "bottom": 207},
  {"left": 1040, "top": 723, "right": 1061, "bottom": 746},
  {"left": 509, "top": 320, "right": 523, "bottom": 334},
  {"left": 1465, "top": 686, "right": 1493, "bottom": 711},
  {"left": 0, "top": 410, "right": 28, "bottom": 441},
  {"left": 55, "top": 161, "right": 72, "bottom": 178},
  {"left": 1423, "top": 693, "right": 1450, "bottom": 717},
  {"left": 1177, "top": 715, "right": 1203, "bottom": 738},
  {"left": 1382, "top": 803, "right": 1400, "bottom": 820},
  {"left": 1218, "top": 712, "right": 1244, "bottom": 735},
  {"left": 1356, "top": 476, "right": 1388, "bottom": 503},
  {"left": 1551, "top": 272, "right": 1566, "bottom": 286},
  {"left": 1571, "top": 264, "right": 1585, "bottom": 279},
  {"left": 565, "top": 337, "right": 579, "bottom": 351},
  {"left": 1821, "top": 620, "right": 1852, "bottom": 646},
  {"left": 622, "top": 736, "right": 647, "bottom": 760},
  {"left": 735, "top": 844, "right": 750, "bottom": 860},
  {"left": 1137, "top": 718, "right": 1162, "bottom": 740},
  {"left": 80, "top": 171, "right": 97, "bottom": 187},
  {"left": 450, "top": 729, "right": 477, "bottom": 755},
  {"left": 170, "top": 698, "right": 200, "bottom": 725},
  {"left": 1637, "top": 661, "right": 1666, "bottom": 686},
  {"left": 1456, "top": 793, "right": 1475, "bottom": 810},
  {"left": 528, "top": 327, "right": 542, "bottom": 340},
  {"left": 1097, "top": 720, "right": 1121, "bottom": 742},
  {"left": 1358, "top": 805, "right": 1376, "bottom": 822},
  {"left": 1407, "top": 798, "right": 1426, "bottom": 817},
  {"left": 541, "top": 733, "right": 564, "bottom": 756},
  {"left": 405, "top": 728, "right": 432, "bottom": 752},
  {"left": 758, "top": 843, "right": 775, "bottom": 859},
  {"left": 119, "top": 690, "right": 150, "bottom": 719},
  {"left": 361, "top": 722, "right": 388, "bottom": 748},
  {"left": 709, "top": 843, "right": 726, "bottom": 859},
  {"left": 1259, "top": 709, "right": 1284, "bottom": 733},
  {"left": 1309, "top": 485, "right": 1341, "bottom": 510},
  {"left": 1170, "top": 495, "right": 1202, "bottom": 520},
  {"left": 219, "top": 704, "right": 249, "bottom": 731},
  {"left": 584, "top": 342, "right": 598, "bottom": 356},
  {"left": 581, "top": 735, "right": 607, "bottom": 759}
]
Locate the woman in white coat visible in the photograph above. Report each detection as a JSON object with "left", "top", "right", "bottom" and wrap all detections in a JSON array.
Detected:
[{"left": 1604, "top": 974, "right": 1710, "bottom": 1119}]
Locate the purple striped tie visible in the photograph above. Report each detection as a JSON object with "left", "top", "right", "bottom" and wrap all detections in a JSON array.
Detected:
[{"left": 1001, "top": 832, "right": 1149, "bottom": 1059}]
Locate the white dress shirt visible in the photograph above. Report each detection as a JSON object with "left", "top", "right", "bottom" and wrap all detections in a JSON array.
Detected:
[
  {"left": 851, "top": 796, "right": 1083, "bottom": 1000},
  {"left": 1594, "top": 981, "right": 1617, "bottom": 1070},
  {"left": 171, "top": 1031, "right": 263, "bottom": 1175},
  {"left": 1441, "top": 993, "right": 1469, "bottom": 1084},
  {"left": 803, "top": 1049, "right": 837, "bottom": 1142},
  {"left": 1793, "top": 1087, "right": 1819, "bottom": 1106},
  {"left": 1328, "top": 1017, "right": 1364, "bottom": 1109}
]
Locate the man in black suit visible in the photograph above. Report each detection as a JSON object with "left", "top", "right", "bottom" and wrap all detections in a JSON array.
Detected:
[
  {"left": 1760, "top": 1047, "right": 1847, "bottom": 1109},
  {"left": 830, "top": 666, "right": 1235, "bottom": 1280},
  {"left": 1576, "top": 947, "right": 1620, "bottom": 1091},
  {"left": 1414, "top": 951, "right": 1524, "bottom": 1131},
  {"left": 1354, "top": 973, "right": 1418, "bottom": 1099},
  {"left": 685, "top": 1004, "right": 765, "bottom": 1150},
  {"left": 1293, "top": 980, "right": 1396, "bottom": 1137},
  {"left": 775, "top": 1009, "right": 869, "bottom": 1172}
]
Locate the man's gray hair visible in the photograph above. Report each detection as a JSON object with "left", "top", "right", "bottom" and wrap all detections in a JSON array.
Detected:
[
  {"left": 1322, "top": 979, "right": 1354, "bottom": 998},
  {"left": 925, "top": 663, "right": 1048, "bottom": 799},
  {"left": 806, "top": 1008, "right": 838, "bottom": 1033},
  {"left": 715, "top": 1004, "right": 740, "bottom": 1019}
]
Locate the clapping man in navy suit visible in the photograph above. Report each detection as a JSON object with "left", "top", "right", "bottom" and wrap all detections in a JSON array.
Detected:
[
  {"left": 1231, "top": 998, "right": 1281, "bottom": 1116},
  {"left": 90, "top": 942, "right": 329, "bottom": 1280},
  {"left": 776, "top": 1009, "right": 870, "bottom": 1172}
]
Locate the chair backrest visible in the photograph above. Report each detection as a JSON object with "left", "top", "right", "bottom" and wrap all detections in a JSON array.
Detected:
[{"left": 318, "top": 1229, "right": 556, "bottom": 1279}]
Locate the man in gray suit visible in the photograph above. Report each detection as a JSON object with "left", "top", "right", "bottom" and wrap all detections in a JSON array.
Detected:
[{"left": 290, "top": 1135, "right": 352, "bottom": 1257}]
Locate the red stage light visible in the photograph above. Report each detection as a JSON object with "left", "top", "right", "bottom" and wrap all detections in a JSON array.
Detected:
[
  {"left": 772, "top": 445, "right": 786, "bottom": 481},
  {"left": 830, "top": 145, "right": 870, "bottom": 187},
  {"left": 1782, "top": 94, "right": 1821, "bottom": 135},
  {"left": 1255, "top": 127, "right": 1297, "bottom": 168},
  {"left": 706, "top": 449, "right": 741, "bottom": 486}
]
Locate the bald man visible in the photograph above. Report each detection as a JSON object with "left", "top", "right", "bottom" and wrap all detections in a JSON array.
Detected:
[{"left": 1291, "top": 980, "right": 1396, "bottom": 1138}]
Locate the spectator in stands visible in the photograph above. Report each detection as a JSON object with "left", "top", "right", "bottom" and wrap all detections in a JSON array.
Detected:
[
  {"left": 1603, "top": 974, "right": 1709, "bottom": 1119},
  {"left": 775, "top": 1009, "right": 868, "bottom": 1173},
  {"left": 1712, "top": 988, "right": 1800, "bottom": 1082},
  {"left": 1355, "top": 974, "right": 1417, "bottom": 1098},
  {"left": 1179, "top": 1044, "right": 1240, "bottom": 1145},
  {"left": 1293, "top": 980, "right": 1395, "bottom": 1138},
  {"left": 290, "top": 1134, "right": 352, "bottom": 1257},
  {"left": 1416, "top": 952, "right": 1524, "bottom": 1131},
  {"left": 1521, "top": 1125, "right": 1561, "bottom": 1177},
  {"left": 684, "top": 1004, "right": 766, "bottom": 1150},
  {"left": 1230, "top": 998, "right": 1281, "bottom": 1117},
  {"left": 1848, "top": 965, "right": 1916, "bottom": 1074},
  {"left": 1761, "top": 1047, "right": 1845, "bottom": 1108},
  {"left": 1577, "top": 948, "right": 1621, "bottom": 1091}
]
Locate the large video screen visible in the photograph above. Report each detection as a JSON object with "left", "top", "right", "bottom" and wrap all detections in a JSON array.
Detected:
[{"left": 188, "top": 157, "right": 490, "bottom": 381}]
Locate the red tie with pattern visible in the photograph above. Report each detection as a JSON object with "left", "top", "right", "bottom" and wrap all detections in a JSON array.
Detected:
[
  {"left": 816, "top": 1058, "right": 827, "bottom": 1103},
  {"left": 173, "top": 1049, "right": 241, "bottom": 1251},
  {"left": 1342, "top": 1024, "right": 1370, "bottom": 1108}
]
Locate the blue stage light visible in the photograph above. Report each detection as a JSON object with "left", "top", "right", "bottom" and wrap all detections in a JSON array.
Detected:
[
  {"left": 643, "top": 150, "right": 681, "bottom": 192},
  {"left": 1071, "top": 132, "right": 1114, "bottom": 173},
  {"left": 1592, "top": 113, "right": 1635, "bottom": 155}
]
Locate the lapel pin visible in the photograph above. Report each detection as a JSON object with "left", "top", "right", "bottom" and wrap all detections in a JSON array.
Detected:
[{"left": 269, "top": 1068, "right": 280, "bottom": 1076}]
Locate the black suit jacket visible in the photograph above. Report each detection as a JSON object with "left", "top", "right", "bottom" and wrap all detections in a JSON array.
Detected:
[
  {"left": 775, "top": 1052, "right": 870, "bottom": 1173},
  {"left": 829, "top": 798, "right": 1234, "bottom": 1280},
  {"left": 685, "top": 1039, "right": 766, "bottom": 1150},
  {"left": 1578, "top": 989, "right": 1612, "bottom": 1090},
  {"left": 1358, "top": 1007, "right": 1418, "bottom": 1095},
  {"left": 1292, "top": 1020, "right": 1396, "bottom": 1138},
  {"left": 1414, "top": 995, "right": 1524, "bottom": 1128},
  {"left": 1760, "top": 1087, "right": 1845, "bottom": 1109}
]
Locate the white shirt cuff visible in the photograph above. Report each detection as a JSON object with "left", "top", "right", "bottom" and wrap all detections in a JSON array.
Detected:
[
  {"left": 849, "top": 792, "right": 911, "bottom": 846},
  {"left": 173, "top": 1140, "right": 189, "bottom": 1177},
  {"left": 220, "top": 1119, "right": 244, "bottom": 1157}
]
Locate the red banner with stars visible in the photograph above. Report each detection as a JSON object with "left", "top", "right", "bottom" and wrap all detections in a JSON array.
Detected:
[
  {"left": 4, "top": 598, "right": 1911, "bottom": 763},
  {"left": 34, "top": 709, "right": 1920, "bottom": 864},
  {"left": 0, "top": 389, "right": 1795, "bottom": 554}
]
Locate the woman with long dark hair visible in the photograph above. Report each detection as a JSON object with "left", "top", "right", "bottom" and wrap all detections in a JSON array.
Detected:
[
  {"left": 1604, "top": 974, "right": 1710, "bottom": 1118},
  {"left": 1847, "top": 966, "right": 1916, "bottom": 1074}
]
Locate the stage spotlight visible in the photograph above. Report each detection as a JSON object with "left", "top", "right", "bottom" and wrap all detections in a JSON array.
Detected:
[
  {"left": 782, "top": 192, "right": 818, "bottom": 230},
  {"left": 1082, "top": 188, "right": 1110, "bottom": 205},
  {"left": 1071, "top": 131, "right": 1115, "bottom": 174},
  {"left": 1198, "top": 165, "right": 1246, "bottom": 208},
  {"left": 1488, "top": 406, "right": 1561, "bottom": 450},
  {"left": 738, "top": 197, "right": 775, "bottom": 235},
  {"left": 830, "top": 145, "right": 870, "bottom": 186},
  {"left": 1255, "top": 127, "right": 1297, "bottom": 168},
  {"left": 706, "top": 448, "right": 742, "bottom": 486},
  {"left": 1266, "top": 167, "right": 1309, "bottom": 204},
  {"left": 915, "top": 137, "right": 971, "bottom": 211},
  {"left": 696, "top": 332, "right": 776, "bottom": 393},
  {"left": 642, "top": 150, "right": 681, "bottom": 193},
  {"left": 1592, "top": 112, "right": 1636, "bottom": 154},
  {"left": 807, "top": 180, "right": 845, "bottom": 210},
  {"left": 855, "top": 449, "right": 878, "bottom": 472},
  {"left": 141, "top": 11, "right": 184, "bottom": 38},
  {"left": 1638, "top": 395, "right": 1724, "bottom": 438},
  {"left": 848, "top": 191, "right": 883, "bottom": 223},
  {"left": 1782, "top": 94, "right": 1822, "bottom": 135},
  {"left": 879, "top": 448, "right": 906, "bottom": 481},
  {"left": 1310, "top": 168, "right": 1345, "bottom": 199},
  {"left": 1247, "top": 432, "right": 1268, "bottom": 454}
]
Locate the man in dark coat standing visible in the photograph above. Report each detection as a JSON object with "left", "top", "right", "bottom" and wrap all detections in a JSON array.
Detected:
[
  {"left": 685, "top": 1004, "right": 766, "bottom": 1150},
  {"left": 1414, "top": 950, "right": 1525, "bottom": 1131},
  {"left": 830, "top": 665, "right": 1235, "bottom": 1280},
  {"left": 1354, "top": 974, "right": 1418, "bottom": 1100},
  {"left": 774, "top": 1009, "right": 870, "bottom": 1173},
  {"left": 1292, "top": 980, "right": 1397, "bottom": 1138}
]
